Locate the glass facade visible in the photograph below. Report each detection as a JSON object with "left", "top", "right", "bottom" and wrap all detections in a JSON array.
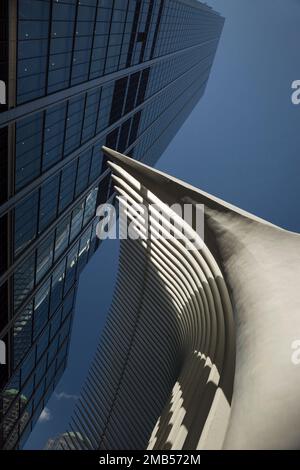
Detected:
[{"left": 0, "top": 0, "right": 224, "bottom": 449}]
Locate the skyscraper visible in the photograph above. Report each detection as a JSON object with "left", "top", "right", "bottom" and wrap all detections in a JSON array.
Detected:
[
  {"left": 61, "top": 147, "right": 300, "bottom": 450},
  {"left": 0, "top": 0, "right": 224, "bottom": 449},
  {"left": 45, "top": 432, "right": 89, "bottom": 450}
]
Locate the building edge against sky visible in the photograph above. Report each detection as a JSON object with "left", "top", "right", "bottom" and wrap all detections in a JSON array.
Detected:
[
  {"left": 58, "top": 147, "right": 300, "bottom": 451},
  {"left": 0, "top": 0, "right": 224, "bottom": 449}
]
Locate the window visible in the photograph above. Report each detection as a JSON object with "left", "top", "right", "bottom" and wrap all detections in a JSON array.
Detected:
[
  {"left": 36, "top": 326, "right": 50, "bottom": 364},
  {"left": 14, "top": 255, "right": 35, "bottom": 311},
  {"left": 32, "top": 382, "right": 45, "bottom": 416},
  {"left": 33, "top": 280, "right": 51, "bottom": 341},
  {"left": 64, "top": 243, "right": 79, "bottom": 295},
  {"left": 83, "top": 187, "right": 98, "bottom": 225},
  {"left": 96, "top": 83, "right": 114, "bottom": 133},
  {"left": 59, "top": 319, "right": 71, "bottom": 349},
  {"left": 70, "top": 203, "right": 84, "bottom": 242},
  {"left": 56, "top": 341, "right": 68, "bottom": 370},
  {"left": 64, "top": 96, "right": 85, "bottom": 155},
  {"left": 81, "top": 89, "right": 101, "bottom": 143},
  {"left": 39, "top": 175, "right": 60, "bottom": 233},
  {"left": 70, "top": 2, "right": 97, "bottom": 86},
  {"left": 118, "top": 118, "right": 131, "bottom": 152},
  {"left": 128, "top": 111, "right": 141, "bottom": 146},
  {"left": 14, "top": 191, "right": 39, "bottom": 257},
  {"left": 47, "top": 340, "right": 58, "bottom": 373},
  {"left": 42, "top": 103, "right": 67, "bottom": 170},
  {"left": 47, "top": 1, "right": 77, "bottom": 93},
  {"left": 20, "top": 381, "right": 34, "bottom": 410},
  {"left": 54, "top": 217, "right": 71, "bottom": 262},
  {"left": 49, "top": 307, "right": 62, "bottom": 342},
  {"left": 77, "top": 227, "right": 92, "bottom": 274},
  {"left": 13, "top": 302, "right": 33, "bottom": 369},
  {"left": 15, "top": 113, "right": 43, "bottom": 190},
  {"left": 75, "top": 149, "right": 92, "bottom": 197},
  {"left": 20, "top": 349, "right": 36, "bottom": 388},
  {"left": 93, "top": 0, "right": 114, "bottom": 78},
  {"left": 34, "top": 356, "right": 47, "bottom": 386},
  {"left": 62, "top": 287, "right": 75, "bottom": 322},
  {"left": 125, "top": 72, "right": 140, "bottom": 113},
  {"left": 19, "top": 421, "right": 32, "bottom": 449},
  {"left": 50, "top": 261, "right": 65, "bottom": 315},
  {"left": 36, "top": 234, "right": 54, "bottom": 284},
  {"left": 54, "top": 358, "right": 66, "bottom": 387},
  {"left": 109, "top": 77, "right": 128, "bottom": 125},
  {"left": 88, "top": 145, "right": 104, "bottom": 183},
  {"left": 58, "top": 162, "right": 77, "bottom": 213},
  {"left": 17, "top": 0, "right": 51, "bottom": 103}
]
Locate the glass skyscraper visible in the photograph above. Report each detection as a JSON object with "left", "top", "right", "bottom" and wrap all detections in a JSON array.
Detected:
[{"left": 0, "top": 0, "right": 224, "bottom": 449}]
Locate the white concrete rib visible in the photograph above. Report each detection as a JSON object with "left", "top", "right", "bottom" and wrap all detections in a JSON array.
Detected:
[{"left": 65, "top": 159, "right": 235, "bottom": 450}]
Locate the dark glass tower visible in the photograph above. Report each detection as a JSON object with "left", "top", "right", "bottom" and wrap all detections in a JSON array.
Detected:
[{"left": 0, "top": 0, "right": 224, "bottom": 449}]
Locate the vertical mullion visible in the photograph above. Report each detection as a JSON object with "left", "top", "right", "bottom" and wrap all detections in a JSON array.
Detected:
[
  {"left": 79, "top": 92, "right": 88, "bottom": 146},
  {"left": 150, "top": 0, "right": 165, "bottom": 59},
  {"left": 74, "top": 239, "right": 80, "bottom": 281},
  {"left": 94, "top": 86, "right": 102, "bottom": 139},
  {"left": 55, "top": 100, "right": 68, "bottom": 221},
  {"left": 49, "top": 231, "right": 55, "bottom": 277},
  {"left": 117, "top": 0, "right": 130, "bottom": 71},
  {"left": 36, "top": 184, "right": 42, "bottom": 238},
  {"left": 71, "top": 90, "right": 87, "bottom": 216},
  {"left": 60, "top": 257, "right": 67, "bottom": 311},
  {"left": 69, "top": 157, "right": 81, "bottom": 240},
  {"left": 81, "top": 192, "right": 88, "bottom": 231},
  {"left": 7, "top": 2, "right": 18, "bottom": 338},
  {"left": 15, "top": 0, "right": 19, "bottom": 106},
  {"left": 126, "top": 0, "right": 142, "bottom": 68},
  {"left": 48, "top": 271, "right": 53, "bottom": 321},
  {"left": 103, "top": 0, "right": 115, "bottom": 74},
  {"left": 7, "top": 0, "right": 17, "bottom": 108},
  {"left": 69, "top": 0, "right": 80, "bottom": 88},
  {"left": 86, "top": 145, "right": 95, "bottom": 187},
  {"left": 61, "top": 100, "right": 69, "bottom": 159},
  {"left": 88, "top": 0, "right": 100, "bottom": 81},
  {"left": 39, "top": 111, "right": 46, "bottom": 176},
  {"left": 56, "top": 171, "right": 63, "bottom": 218},
  {"left": 78, "top": 204, "right": 84, "bottom": 240},
  {"left": 44, "top": 0, "right": 53, "bottom": 96},
  {"left": 37, "top": 108, "right": 47, "bottom": 248},
  {"left": 139, "top": 0, "right": 154, "bottom": 63}
]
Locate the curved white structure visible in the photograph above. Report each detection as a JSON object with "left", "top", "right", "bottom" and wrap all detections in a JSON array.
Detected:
[{"left": 63, "top": 147, "right": 300, "bottom": 450}]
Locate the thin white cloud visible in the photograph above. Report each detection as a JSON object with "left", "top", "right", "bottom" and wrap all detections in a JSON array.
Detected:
[
  {"left": 38, "top": 407, "right": 52, "bottom": 423},
  {"left": 55, "top": 391, "right": 79, "bottom": 401}
]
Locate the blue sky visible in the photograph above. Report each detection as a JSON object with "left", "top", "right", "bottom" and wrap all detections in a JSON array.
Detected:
[{"left": 25, "top": 0, "right": 300, "bottom": 449}]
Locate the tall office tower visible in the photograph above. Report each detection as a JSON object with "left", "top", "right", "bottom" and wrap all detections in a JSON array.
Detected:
[
  {"left": 62, "top": 148, "right": 300, "bottom": 450},
  {"left": 0, "top": 0, "right": 224, "bottom": 449},
  {"left": 45, "top": 432, "right": 89, "bottom": 450}
]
